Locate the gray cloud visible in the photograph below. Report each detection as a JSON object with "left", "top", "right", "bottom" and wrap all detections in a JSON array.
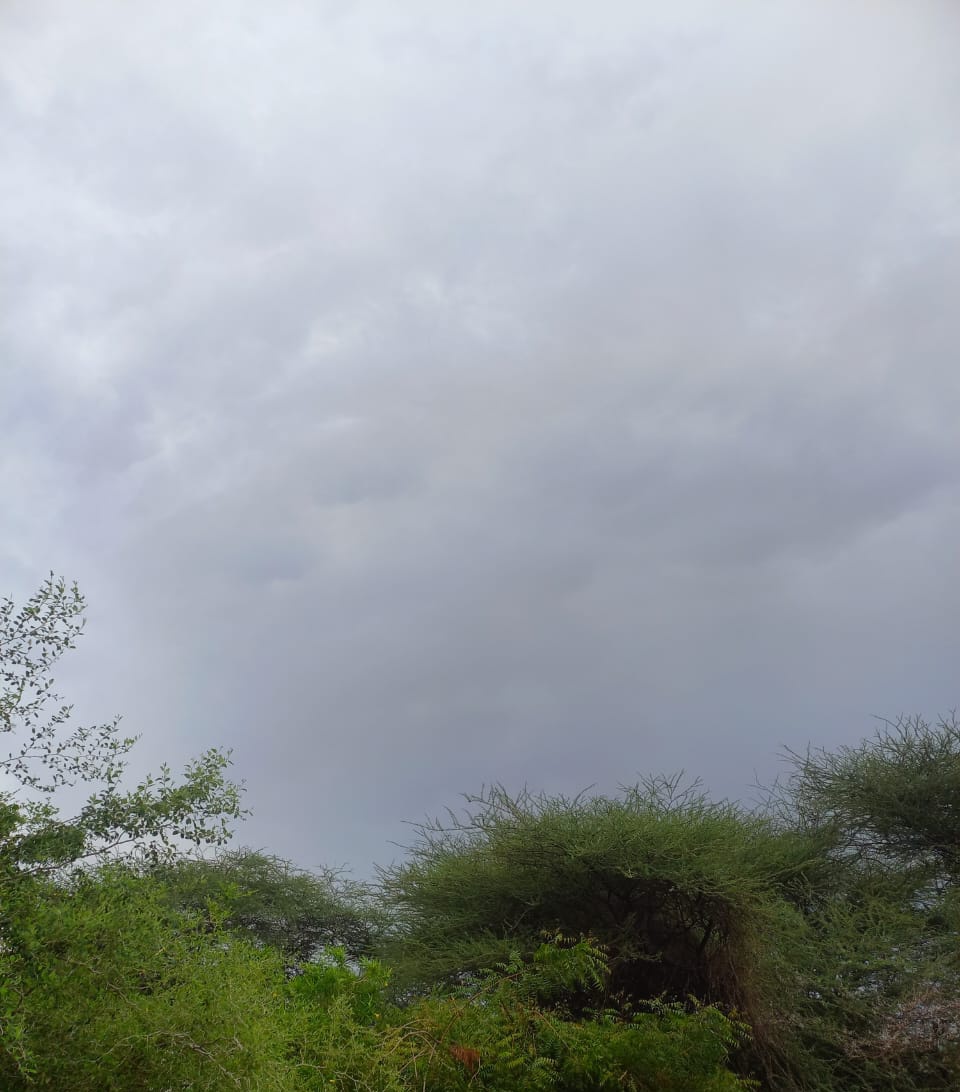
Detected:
[{"left": 3, "top": 0, "right": 959, "bottom": 871}]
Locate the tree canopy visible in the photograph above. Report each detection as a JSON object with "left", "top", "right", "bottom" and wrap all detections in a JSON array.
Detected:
[
  {"left": 156, "top": 847, "right": 380, "bottom": 962},
  {"left": 1, "top": 575, "right": 959, "bottom": 1091}
]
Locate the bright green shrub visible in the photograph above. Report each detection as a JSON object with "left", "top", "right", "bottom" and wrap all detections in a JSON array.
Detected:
[
  {"left": 0, "top": 866, "right": 295, "bottom": 1091},
  {"left": 286, "top": 936, "right": 754, "bottom": 1092},
  {"left": 285, "top": 948, "right": 407, "bottom": 1092}
]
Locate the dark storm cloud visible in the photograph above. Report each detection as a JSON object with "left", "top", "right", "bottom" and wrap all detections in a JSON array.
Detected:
[{"left": 2, "top": 0, "right": 959, "bottom": 870}]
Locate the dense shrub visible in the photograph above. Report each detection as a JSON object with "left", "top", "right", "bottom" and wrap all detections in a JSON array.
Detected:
[
  {"left": 285, "top": 938, "right": 754, "bottom": 1092},
  {"left": 0, "top": 867, "right": 293, "bottom": 1091}
]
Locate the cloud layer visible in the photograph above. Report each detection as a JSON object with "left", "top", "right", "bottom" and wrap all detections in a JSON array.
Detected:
[{"left": 3, "top": 0, "right": 959, "bottom": 870}]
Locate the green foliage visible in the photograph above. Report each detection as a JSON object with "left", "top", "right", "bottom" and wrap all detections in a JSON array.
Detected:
[
  {"left": 377, "top": 779, "right": 826, "bottom": 1081},
  {"left": 0, "top": 866, "right": 294, "bottom": 1091},
  {"left": 1, "top": 575, "right": 128, "bottom": 793},
  {"left": 156, "top": 848, "right": 380, "bottom": 962},
  {"left": 769, "top": 717, "right": 960, "bottom": 1090},
  {"left": 285, "top": 949, "right": 405, "bottom": 1092},
  {"left": 289, "top": 946, "right": 392, "bottom": 1023},
  {"left": 787, "top": 714, "right": 960, "bottom": 878},
  {"left": 0, "top": 577, "right": 257, "bottom": 1086},
  {"left": 397, "top": 939, "right": 753, "bottom": 1092},
  {"left": 551, "top": 1000, "right": 754, "bottom": 1092},
  {"left": 375, "top": 760, "right": 960, "bottom": 1091},
  {"left": 0, "top": 576, "right": 244, "bottom": 873},
  {"left": 6, "top": 578, "right": 960, "bottom": 1090},
  {"left": 754, "top": 869, "right": 951, "bottom": 1091},
  {"left": 285, "top": 937, "right": 753, "bottom": 1092}
]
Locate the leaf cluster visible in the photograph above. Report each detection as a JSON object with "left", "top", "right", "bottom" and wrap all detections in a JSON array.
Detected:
[{"left": 286, "top": 936, "right": 754, "bottom": 1092}]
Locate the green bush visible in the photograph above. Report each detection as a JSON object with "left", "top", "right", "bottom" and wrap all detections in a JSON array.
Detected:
[
  {"left": 285, "top": 937, "right": 754, "bottom": 1092},
  {"left": 0, "top": 867, "right": 294, "bottom": 1091}
]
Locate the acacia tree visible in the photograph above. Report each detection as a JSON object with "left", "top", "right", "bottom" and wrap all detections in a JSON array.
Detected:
[
  {"left": 157, "top": 848, "right": 382, "bottom": 962},
  {"left": 787, "top": 714, "right": 960, "bottom": 877},
  {"left": 779, "top": 716, "right": 960, "bottom": 1088},
  {"left": 377, "top": 778, "right": 836, "bottom": 1088},
  {"left": 380, "top": 755, "right": 960, "bottom": 1092}
]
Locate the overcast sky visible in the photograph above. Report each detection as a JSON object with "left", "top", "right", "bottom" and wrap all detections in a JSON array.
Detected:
[{"left": 3, "top": 0, "right": 959, "bottom": 874}]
